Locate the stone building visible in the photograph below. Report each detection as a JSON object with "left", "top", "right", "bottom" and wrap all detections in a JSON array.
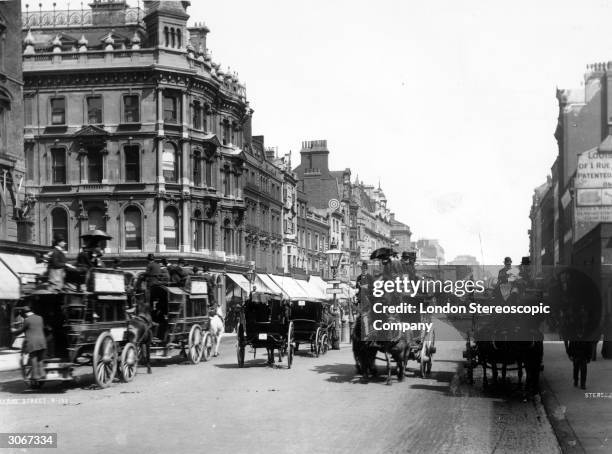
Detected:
[
  {"left": 0, "top": 0, "right": 27, "bottom": 242},
  {"left": 21, "top": 0, "right": 251, "bottom": 273},
  {"left": 242, "top": 136, "right": 285, "bottom": 274}
]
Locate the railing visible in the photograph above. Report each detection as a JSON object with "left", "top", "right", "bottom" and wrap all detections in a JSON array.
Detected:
[{"left": 22, "top": 7, "right": 144, "bottom": 28}]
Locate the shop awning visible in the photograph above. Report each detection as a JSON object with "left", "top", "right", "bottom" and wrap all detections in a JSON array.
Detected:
[
  {"left": 0, "top": 252, "right": 45, "bottom": 284},
  {"left": 308, "top": 276, "right": 332, "bottom": 301},
  {"left": 295, "top": 279, "right": 328, "bottom": 301},
  {"left": 0, "top": 259, "right": 19, "bottom": 299},
  {"left": 255, "top": 274, "right": 283, "bottom": 296},
  {"left": 268, "top": 275, "right": 310, "bottom": 300},
  {"left": 225, "top": 273, "right": 251, "bottom": 293}
]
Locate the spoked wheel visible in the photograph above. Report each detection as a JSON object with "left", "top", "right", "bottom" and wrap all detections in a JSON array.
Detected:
[
  {"left": 319, "top": 333, "right": 329, "bottom": 355},
  {"left": 120, "top": 342, "right": 138, "bottom": 383},
  {"left": 419, "top": 343, "right": 429, "bottom": 378},
  {"left": 236, "top": 323, "right": 245, "bottom": 368},
  {"left": 201, "top": 332, "right": 213, "bottom": 362},
  {"left": 188, "top": 324, "right": 204, "bottom": 364},
  {"left": 93, "top": 332, "right": 118, "bottom": 388},
  {"left": 314, "top": 328, "right": 322, "bottom": 357},
  {"left": 287, "top": 322, "right": 294, "bottom": 369},
  {"left": 21, "top": 352, "right": 43, "bottom": 389}
]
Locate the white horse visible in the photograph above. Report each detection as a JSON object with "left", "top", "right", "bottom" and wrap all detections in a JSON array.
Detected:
[{"left": 209, "top": 306, "right": 225, "bottom": 357}]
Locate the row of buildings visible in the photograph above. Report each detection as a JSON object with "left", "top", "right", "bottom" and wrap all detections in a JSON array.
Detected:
[
  {"left": 529, "top": 61, "right": 612, "bottom": 304},
  {"left": 0, "top": 0, "right": 413, "bottom": 285}
]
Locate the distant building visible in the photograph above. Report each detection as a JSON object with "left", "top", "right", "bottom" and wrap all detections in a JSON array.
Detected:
[
  {"left": 390, "top": 213, "right": 412, "bottom": 253},
  {"left": 448, "top": 255, "right": 479, "bottom": 266},
  {"left": 415, "top": 239, "right": 445, "bottom": 265}
]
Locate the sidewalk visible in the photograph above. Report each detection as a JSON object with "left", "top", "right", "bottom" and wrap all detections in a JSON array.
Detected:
[{"left": 540, "top": 341, "right": 612, "bottom": 454}]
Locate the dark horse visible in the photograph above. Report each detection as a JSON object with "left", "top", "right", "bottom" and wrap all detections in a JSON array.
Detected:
[
  {"left": 126, "top": 304, "right": 154, "bottom": 374},
  {"left": 351, "top": 315, "right": 407, "bottom": 384}
]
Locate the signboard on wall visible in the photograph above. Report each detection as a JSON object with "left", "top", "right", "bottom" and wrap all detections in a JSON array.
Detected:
[{"left": 574, "top": 149, "right": 612, "bottom": 241}]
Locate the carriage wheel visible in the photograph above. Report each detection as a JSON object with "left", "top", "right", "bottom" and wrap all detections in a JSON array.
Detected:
[
  {"left": 93, "top": 332, "right": 118, "bottom": 388},
  {"left": 188, "top": 325, "right": 204, "bottom": 364},
  {"left": 236, "top": 323, "right": 245, "bottom": 368},
  {"left": 320, "top": 333, "right": 329, "bottom": 355},
  {"left": 287, "top": 322, "right": 294, "bottom": 369},
  {"left": 314, "top": 328, "right": 322, "bottom": 357},
  {"left": 201, "top": 332, "right": 213, "bottom": 362},
  {"left": 120, "top": 343, "right": 138, "bottom": 383},
  {"left": 419, "top": 343, "right": 428, "bottom": 378}
]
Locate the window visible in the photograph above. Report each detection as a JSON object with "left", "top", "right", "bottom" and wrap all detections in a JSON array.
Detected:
[
  {"left": 87, "top": 207, "right": 106, "bottom": 232},
  {"left": 192, "top": 101, "right": 202, "bottom": 129},
  {"left": 26, "top": 147, "right": 34, "bottom": 181},
  {"left": 24, "top": 96, "right": 33, "bottom": 126},
  {"left": 223, "top": 170, "right": 230, "bottom": 196},
  {"left": 51, "top": 208, "right": 68, "bottom": 245},
  {"left": 87, "top": 149, "right": 103, "bottom": 183},
  {"left": 124, "top": 206, "right": 142, "bottom": 250},
  {"left": 163, "top": 143, "right": 178, "bottom": 183},
  {"left": 87, "top": 96, "right": 102, "bottom": 124},
  {"left": 202, "top": 160, "right": 210, "bottom": 187},
  {"left": 222, "top": 120, "right": 230, "bottom": 145},
  {"left": 176, "top": 29, "right": 182, "bottom": 48},
  {"left": 123, "top": 95, "right": 139, "bottom": 123},
  {"left": 51, "top": 98, "right": 65, "bottom": 125},
  {"left": 193, "top": 152, "right": 202, "bottom": 186},
  {"left": 193, "top": 210, "right": 202, "bottom": 251},
  {"left": 164, "top": 27, "right": 169, "bottom": 47},
  {"left": 51, "top": 148, "right": 66, "bottom": 184},
  {"left": 124, "top": 145, "right": 139, "bottom": 182},
  {"left": 163, "top": 94, "right": 178, "bottom": 123},
  {"left": 163, "top": 207, "right": 179, "bottom": 249}
]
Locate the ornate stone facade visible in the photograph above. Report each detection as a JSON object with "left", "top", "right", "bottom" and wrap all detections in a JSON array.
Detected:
[{"left": 21, "top": 0, "right": 250, "bottom": 271}]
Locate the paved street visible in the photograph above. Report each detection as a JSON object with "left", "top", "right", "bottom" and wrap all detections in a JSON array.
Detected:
[{"left": 0, "top": 319, "right": 560, "bottom": 454}]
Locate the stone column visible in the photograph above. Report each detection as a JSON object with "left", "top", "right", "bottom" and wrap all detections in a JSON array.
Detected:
[{"left": 181, "top": 199, "right": 190, "bottom": 253}]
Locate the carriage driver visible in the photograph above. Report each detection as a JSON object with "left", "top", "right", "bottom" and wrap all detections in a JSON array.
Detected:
[{"left": 355, "top": 262, "right": 375, "bottom": 336}]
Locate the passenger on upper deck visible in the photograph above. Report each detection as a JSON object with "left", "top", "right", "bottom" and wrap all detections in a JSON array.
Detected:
[{"left": 47, "top": 235, "right": 67, "bottom": 290}]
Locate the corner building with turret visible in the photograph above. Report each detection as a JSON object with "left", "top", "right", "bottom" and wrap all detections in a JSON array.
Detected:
[{"left": 21, "top": 0, "right": 252, "bottom": 273}]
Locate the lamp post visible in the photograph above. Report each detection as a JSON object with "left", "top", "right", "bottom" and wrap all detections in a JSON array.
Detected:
[{"left": 325, "top": 244, "right": 343, "bottom": 348}]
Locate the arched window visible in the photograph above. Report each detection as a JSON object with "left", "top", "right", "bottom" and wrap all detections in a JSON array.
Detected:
[
  {"left": 124, "top": 206, "right": 142, "bottom": 250},
  {"left": 170, "top": 28, "right": 175, "bottom": 48},
  {"left": 162, "top": 142, "right": 178, "bottom": 183},
  {"left": 176, "top": 29, "right": 182, "bottom": 48},
  {"left": 51, "top": 208, "right": 68, "bottom": 245},
  {"left": 223, "top": 218, "right": 233, "bottom": 254},
  {"left": 164, "top": 207, "right": 179, "bottom": 250},
  {"left": 164, "top": 27, "right": 169, "bottom": 47}
]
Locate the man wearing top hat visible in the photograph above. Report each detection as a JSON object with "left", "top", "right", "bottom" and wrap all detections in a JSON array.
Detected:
[
  {"left": 12, "top": 306, "right": 47, "bottom": 380},
  {"left": 498, "top": 257, "right": 513, "bottom": 284},
  {"left": 47, "top": 234, "right": 67, "bottom": 289},
  {"left": 401, "top": 251, "right": 418, "bottom": 281}
]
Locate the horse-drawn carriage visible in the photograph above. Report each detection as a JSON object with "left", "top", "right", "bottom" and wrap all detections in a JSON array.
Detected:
[
  {"left": 462, "top": 276, "right": 544, "bottom": 392},
  {"left": 290, "top": 299, "right": 336, "bottom": 357},
  {"left": 15, "top": 268, "right": 139, "bottom": 389},
  {"left": 132, "top": 275, "right": 214, "bottom": 365},
  {"left": 235, "top": 291, "right": 294, "bottom": 368},
  {"left": 352, "top": 248, "right": 436, "bottom": 383}
]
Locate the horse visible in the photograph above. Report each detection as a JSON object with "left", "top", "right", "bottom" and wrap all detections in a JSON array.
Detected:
[
  {"left": 351, "top": 314, "right": 408, "bottom": 384},
  {"left": 126, "top": 304, "right": 154, "bottom": 374},
  {"left": 209, "top": 306, "right": 225, "bottom": 357}
]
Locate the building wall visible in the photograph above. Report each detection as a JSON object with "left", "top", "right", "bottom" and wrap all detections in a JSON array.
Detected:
[
  {"left": 22, "top": 1, "right": 249, "bottom": 272},
  {"left": 0, "top": 0, "right": 25, "bottom": 242}
]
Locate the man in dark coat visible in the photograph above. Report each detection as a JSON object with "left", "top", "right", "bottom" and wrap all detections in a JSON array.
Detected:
[
  {"left": 355, "top": 262, "right": 375, "bottom": 336},
  {"left": 498, "top": 257, "right": 513, "bottom": 284},
  {"left": 47, "top": 235, "right": 67, "bottom": 289},
  {"left": 12, "top": 306, "right": 47, "bottom": 380}
]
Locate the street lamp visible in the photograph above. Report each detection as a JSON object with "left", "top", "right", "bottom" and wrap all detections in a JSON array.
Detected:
[
  {"left": 325, "top": 244, "right": 344, "bottom": 347},
  {"left": 325, "top": 244, "right": 343, "bottom": 279}
]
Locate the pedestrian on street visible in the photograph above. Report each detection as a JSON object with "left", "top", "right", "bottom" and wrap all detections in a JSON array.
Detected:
[
  {"left": 11, "top": 306, "right": 47, "bottom": 380},
  {"left": 498, "top": 257, "right": 512, "bottom": 284}
]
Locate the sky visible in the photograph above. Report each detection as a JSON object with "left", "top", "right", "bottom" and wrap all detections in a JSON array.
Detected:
[{"left": 34, "top": 0, "right": 612, "bottom": 263}]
